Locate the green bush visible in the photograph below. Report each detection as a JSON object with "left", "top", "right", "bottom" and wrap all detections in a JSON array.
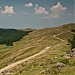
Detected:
[
  {"left": 68, "top": 29, "right": 75, "bottom": 49},
  {"left": 72, "top": 62, "right": 75, "bottom": 66},
  {"left": 60, "top": 59, "right": 70, "bottom": 65}
]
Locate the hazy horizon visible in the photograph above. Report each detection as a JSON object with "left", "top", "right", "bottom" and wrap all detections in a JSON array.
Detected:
[{"left": 0, "top": 23, "right": 75, "bottom": 29}]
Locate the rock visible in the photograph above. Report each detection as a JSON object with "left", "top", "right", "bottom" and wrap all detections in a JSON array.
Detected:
[
  {"left": 65, "top": 48, "right": 75, "bottom": 58},
  {"left": 55, "top": 62, "right": 65, "bottom": 67}
]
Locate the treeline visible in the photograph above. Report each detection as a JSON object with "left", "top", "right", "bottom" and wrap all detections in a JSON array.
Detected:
[
  {"left": 0, "top": 28, "right": 32, "bottom": 46},
  {"left": 68, "top": 29, "right": 75, "bottom": 49}
]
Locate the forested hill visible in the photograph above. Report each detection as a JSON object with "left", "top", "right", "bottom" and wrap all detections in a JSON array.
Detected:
[{"left": 0, "top": 28, "right": 32, "bottom": 45}]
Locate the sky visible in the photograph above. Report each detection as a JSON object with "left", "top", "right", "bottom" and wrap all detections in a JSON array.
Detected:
[{"left": 0, "top": 0, "right": 74, "bottom": 29}]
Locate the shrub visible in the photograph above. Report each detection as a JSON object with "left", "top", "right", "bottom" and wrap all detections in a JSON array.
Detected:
[
  {"left": 68, "top": 29, "right": 75, "bottom": 49},
  {"left": 60, "top": 59, "right": 70, "bottom": 65}
]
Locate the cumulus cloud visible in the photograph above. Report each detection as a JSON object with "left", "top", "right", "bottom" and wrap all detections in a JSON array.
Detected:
[
  {"left": 35, "top": 4, "right": 49, "bottom": 15},
  {"left": 1, "top": 6, "right": 15, "bottom": 15},
  {"left": 44, "top": 2, "right": 67, "bottom": 19},
  {"left": 24, "top": 3, "right": 33, "bottom": 7}
]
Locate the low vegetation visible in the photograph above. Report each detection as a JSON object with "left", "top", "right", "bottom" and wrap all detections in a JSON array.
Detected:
[
  {"left": 0, "top": 23, "right": 75, "bottom": 75},
  {"left": 68, "top": 29, "right": 75, "bottom": 49}
]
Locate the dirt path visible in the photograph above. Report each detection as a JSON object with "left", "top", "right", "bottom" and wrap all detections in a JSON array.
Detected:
[
  {"left": 0, "top": 46, "right": 51, "bottom": 73},
  {"left": 0, "top": 31, "right": 67, "bottom": 74},
  {"left": 53, "top": 30, "right": 75, "bottom": 42},
  {"left": 53, "top": 31, "right": 65, "bottom": 42}
]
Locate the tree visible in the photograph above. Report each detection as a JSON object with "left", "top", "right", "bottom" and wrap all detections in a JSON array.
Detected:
[{"left": 6, "top": 38, "right": 13, "bottom": 46}]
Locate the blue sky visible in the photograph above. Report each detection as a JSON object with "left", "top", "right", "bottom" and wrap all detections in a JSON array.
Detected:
[{"left": 0, "top": 0, "right": 74, "bottom": 29}]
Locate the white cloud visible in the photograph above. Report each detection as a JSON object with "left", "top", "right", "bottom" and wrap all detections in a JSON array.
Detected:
[
  {"left": 35, "top": 4, "right": 49, "bottom": 15},
  {"left": 1, "top": 6, "right": 15, "bottom": 15},
  {"left": 49, "top": 14, "right": 59, "bottom": 18},
  {"left": 24, "top": 3, "right": 33, "bottom": 7},
  {"left": 44, "top": 2, "right": 67, "bottom": 19}
]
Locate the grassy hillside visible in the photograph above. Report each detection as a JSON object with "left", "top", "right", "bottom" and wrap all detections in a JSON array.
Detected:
[{"left": 0, "top": 23, "right": 75, "bottom": 75}]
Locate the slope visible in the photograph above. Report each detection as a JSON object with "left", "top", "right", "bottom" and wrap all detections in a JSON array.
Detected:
[{"left": 0, "top": 23, "right": 75, "bottom": 75}]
